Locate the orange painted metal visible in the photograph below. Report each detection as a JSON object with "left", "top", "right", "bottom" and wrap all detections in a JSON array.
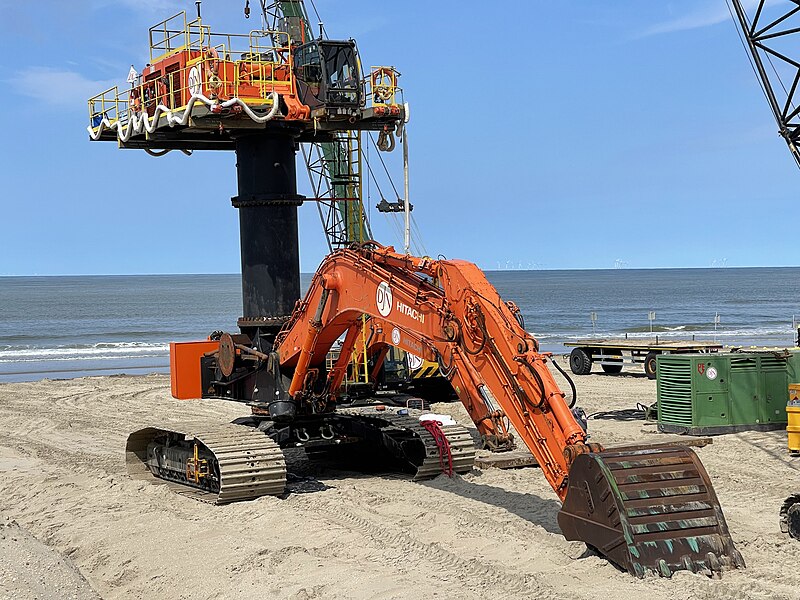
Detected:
[
  {"left": 139, "top": 48, "right": 304, "bottom": 118},
  {"left": 275, "top": 243, "right": 590, "bottom": 500},
  {"left": 170, "top": 340, "right": 219, "bottom": 399}
]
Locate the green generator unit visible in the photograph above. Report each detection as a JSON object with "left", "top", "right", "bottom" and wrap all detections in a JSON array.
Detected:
[{"left": 657, "top": 351, "right": 798, "bottom": 435}]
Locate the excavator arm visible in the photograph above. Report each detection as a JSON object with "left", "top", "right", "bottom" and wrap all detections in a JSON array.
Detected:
[
  {"left": 276, "top": 244, "right": 592, "bottom": 496},
  {"left": 275, "top": 242, "right": 745, "bottom": 577}
]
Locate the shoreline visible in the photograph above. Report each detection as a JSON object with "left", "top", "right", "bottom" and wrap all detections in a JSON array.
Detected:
[{"left": 1, "top": 334, "right": 797, "bottom": 384}]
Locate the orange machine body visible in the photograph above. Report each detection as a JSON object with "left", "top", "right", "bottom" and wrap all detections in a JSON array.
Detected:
[
  {"left": 274, "top": 244, "right": 591, "bottom": 499},
  {"left": 170, "top": 340, "right": 219, "bottom": 399},
  {"left": 167, "top": 243, "right": 744, "bottom": 577},
  {"left": 139, "top": 47, "right": 302, "bottom": 116}
]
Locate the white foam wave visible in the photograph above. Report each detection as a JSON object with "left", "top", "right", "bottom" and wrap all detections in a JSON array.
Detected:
[
  {"left": 558, "top": 326, "right": 794, "bottom": 341},
  {"left": 0, "top": 342, "right": 170, "bottom": 363},
  {"left": 530, "top": 326, "right": 795, "bottom": 343}
]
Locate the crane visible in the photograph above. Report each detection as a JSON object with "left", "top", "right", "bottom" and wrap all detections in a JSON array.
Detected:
[
  {"left": 728, "top": 0, "right": 800, "bottom": 168},
  {"left": 727, "top": 1, "right": 800, "bottom": 539},
  {"left": 88, "top": 4, "right": 743, "bottom": 580},
  {"left": 256, "top": 0, "right": 372, "bottom": 248}
]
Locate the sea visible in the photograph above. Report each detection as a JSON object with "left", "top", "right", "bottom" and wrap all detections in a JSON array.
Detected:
[{"left": 2, "top": 267, "right": 799, "bottom": 383}]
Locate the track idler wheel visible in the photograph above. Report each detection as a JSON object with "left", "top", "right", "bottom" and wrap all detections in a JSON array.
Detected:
[{"left": 557, "top": 444, "right": 744, "bottom": 577}]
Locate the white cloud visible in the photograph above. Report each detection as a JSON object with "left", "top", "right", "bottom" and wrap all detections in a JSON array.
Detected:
[
  {"left": 5, "top": 67, "right": 118, "bottom": 108},
  {"left": 639, "top": 0, "right": 785, "bottom": 38}
]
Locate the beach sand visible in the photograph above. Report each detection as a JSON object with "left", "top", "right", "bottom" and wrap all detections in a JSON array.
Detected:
[{"left": 0, "top": 361, "right": 798, "bottom": 599}]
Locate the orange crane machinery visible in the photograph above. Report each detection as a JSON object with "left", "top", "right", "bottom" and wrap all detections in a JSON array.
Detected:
[
  {"left": 89, "top": 4, "right": 743, "bottom": 580},
  {"left": 87, "top": 4, "right": 404, "bottom": 386},
  {"left": 128, "top": 243, "right": 744, "bottom": 578}
]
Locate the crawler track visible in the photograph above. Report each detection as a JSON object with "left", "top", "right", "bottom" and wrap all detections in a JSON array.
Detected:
[
  {"left": 337, "top": 406, "right": 476, "bottom": 479},
  {"left": 126, "top": 422, "right": 286, "bottom": 504}
]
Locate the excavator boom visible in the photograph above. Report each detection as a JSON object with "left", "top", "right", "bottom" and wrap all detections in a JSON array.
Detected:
[{"left": 275, "top": 243, "right": 744, "bottom": 577}]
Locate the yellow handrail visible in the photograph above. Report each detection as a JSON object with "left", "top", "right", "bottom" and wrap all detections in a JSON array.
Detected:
[{"left": 89, "top": 23, "right": 292, "bottom": 135}]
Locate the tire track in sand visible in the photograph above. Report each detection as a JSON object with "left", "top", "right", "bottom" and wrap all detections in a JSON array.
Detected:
[{"left": 308, "top": 496, "right": 560, "bottom": 599}]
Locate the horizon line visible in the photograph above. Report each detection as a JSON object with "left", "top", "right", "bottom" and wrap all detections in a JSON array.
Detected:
[{"left": 2, "top": 264, "right": 800, "bottom": 277}]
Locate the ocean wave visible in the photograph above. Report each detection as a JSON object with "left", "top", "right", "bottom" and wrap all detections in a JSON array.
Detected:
[
  {"left": 623, "top": 324, "right": 713, "bottom": 333},
  {"left": 556, "top": 326, "right": 793, "bottom": 341},
  {"left": 0, "top": 342, "right": 170, "bottom": 363},
  {"left": 530, "top": 326, "right": 795, "bottom": 342}
]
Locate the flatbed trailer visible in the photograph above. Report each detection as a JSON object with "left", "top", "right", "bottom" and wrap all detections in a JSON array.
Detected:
[{"left": 563, "top": 339, "right": 723, "bottom": 379}]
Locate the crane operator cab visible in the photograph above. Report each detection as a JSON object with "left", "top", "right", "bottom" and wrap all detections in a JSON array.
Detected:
[{"left": 293, "top": 40, "right": 362, "bottom": 113}]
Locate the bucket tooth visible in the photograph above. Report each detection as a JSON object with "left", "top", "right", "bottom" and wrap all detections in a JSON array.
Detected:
[{"left": 557, "top": 445, "right": 744, "bottom": 578}]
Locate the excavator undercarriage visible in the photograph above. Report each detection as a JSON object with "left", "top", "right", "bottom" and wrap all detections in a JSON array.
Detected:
[{"left": 126, "top": 406, "right": 476, "bottom": 504}]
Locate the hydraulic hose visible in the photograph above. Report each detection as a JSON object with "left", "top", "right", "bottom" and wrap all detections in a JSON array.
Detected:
[
  {"left": 88, "top": 91, "right": 281, "bottom": 143},
  {"left": 522, "top": 358, "right": 548, "bottom": 410},
  {"left": 459, "top": 313, "right": 487, "bottom": 356},
  {"left": 435, "top": 347, "right": 456, "bottom": 379},
  {"left": 549, "top": 354, "right": 577, "bottom": 409}
]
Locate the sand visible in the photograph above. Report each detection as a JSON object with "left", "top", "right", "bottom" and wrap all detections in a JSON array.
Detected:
[{"left": 0, "top": 362, "right": 799, "bottom": 600}]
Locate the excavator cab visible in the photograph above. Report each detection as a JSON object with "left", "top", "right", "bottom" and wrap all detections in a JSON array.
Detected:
[{"left": 293, "top": 40, "right": 361, "bottom": 110}]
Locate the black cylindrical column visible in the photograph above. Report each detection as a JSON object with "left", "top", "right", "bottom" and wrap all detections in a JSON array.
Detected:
[{"left": 232, "top": 132, "right": 303, "bottom": 332}]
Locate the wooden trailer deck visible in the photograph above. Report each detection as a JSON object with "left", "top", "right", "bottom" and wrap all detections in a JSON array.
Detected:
[{"left": 563, "top": 338, "right": 723, "bottom": 379}]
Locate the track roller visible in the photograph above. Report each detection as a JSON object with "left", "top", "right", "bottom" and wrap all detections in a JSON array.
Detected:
[
  {"left": 337, "top": 406, "right": 477, "bottom": 479},
  {"left": 126, "top": 422, "right": 286, "bottom": 504}
]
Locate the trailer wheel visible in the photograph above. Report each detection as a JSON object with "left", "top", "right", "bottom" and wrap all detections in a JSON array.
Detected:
[
  {"left": 601, "top": 353, "right": 623, "bottom": 374},
  {"left": 644, "top": 352, "right": 658, "bottom": 379},
  {"left": 569, "top": 348, "right": 592, "bottom": 375}
]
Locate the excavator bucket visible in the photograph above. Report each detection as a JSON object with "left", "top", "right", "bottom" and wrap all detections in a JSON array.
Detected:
[{"left": 558, "top": 445, "right": 744, "bottom": 577}]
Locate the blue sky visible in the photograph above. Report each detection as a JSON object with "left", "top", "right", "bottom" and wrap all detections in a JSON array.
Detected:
[{"left": 0, "top": 0, "right": 797, "bottom": 275}]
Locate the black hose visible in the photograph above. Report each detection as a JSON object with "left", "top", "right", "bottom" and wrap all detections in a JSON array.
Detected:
[
  {"left": 520, "top": 358, "right": 547, "bottom": 410},
  {"left": 436, "top": 347, "right": 455, "bottom": 379},
  {"left": 587, "top": 403, "right": 654, "bottom": 421},
  {"left": 460, "top": 313, "right": 487, "bottom": 356},
  {"left": 549, "top": 354, "right": 577, "bottom": 409}
]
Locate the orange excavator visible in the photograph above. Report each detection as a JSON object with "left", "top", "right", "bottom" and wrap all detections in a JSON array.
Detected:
[
  {"left": 127, "top": 242, "right": 744, "bottom": 578},
  {"left": 86, "top": 2, "right": 744, "bottom": 580}
]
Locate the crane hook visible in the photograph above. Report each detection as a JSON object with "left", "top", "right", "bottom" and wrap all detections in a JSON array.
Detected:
[{"left": 244, "top": 0, "right": 250, "bottom": 18}]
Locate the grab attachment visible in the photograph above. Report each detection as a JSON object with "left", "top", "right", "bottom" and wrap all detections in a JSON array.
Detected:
[{"left": 557, "top": 444, "right": 744, "bottom": 577}]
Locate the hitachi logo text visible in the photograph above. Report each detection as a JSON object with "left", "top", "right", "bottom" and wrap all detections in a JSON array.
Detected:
[{"left": 397, "top": 301, "right": 425, "bottom": 324}]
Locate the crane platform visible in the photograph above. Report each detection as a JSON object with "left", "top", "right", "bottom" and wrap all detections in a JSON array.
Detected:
[
  {"left": 564, "top": 339, "right": 723, "bottom": 379},
  {"left": 87, "top": 11, "right": 406, "bottom": 151}
]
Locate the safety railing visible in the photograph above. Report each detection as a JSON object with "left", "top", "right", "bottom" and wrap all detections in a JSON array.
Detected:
[
  {"left": 368, "top": 66, "right": 403, "bottom": 107},
  {"left": 149, "top": 12, "right": 208, "bottom": 63},
  {"left": 88, "top": 86, "right": 126, "bottom": 131},
  {"left": 88, "top": 25, "right": 293, "bottom": 136}
]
